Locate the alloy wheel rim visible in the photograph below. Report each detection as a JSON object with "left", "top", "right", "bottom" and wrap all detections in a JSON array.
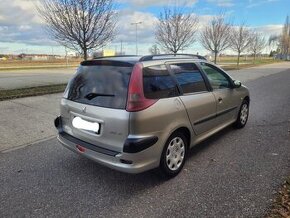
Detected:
[
  {"left": 166, "top": 137, "right": 185, "bottom": 171},
  {"left": 240, "top": 104, "right": 248, "bottom": 125}
]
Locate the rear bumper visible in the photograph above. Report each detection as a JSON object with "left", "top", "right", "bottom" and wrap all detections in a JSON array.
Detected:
[{"left": 55, "top": 116, "right": 161, "bottom": 174}]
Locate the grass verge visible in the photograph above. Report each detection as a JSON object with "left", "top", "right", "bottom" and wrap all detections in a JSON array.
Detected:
[
  {"left": 0, "top": 65, "right": 78, "bottom": 71},
  {"left": 267, "top": 177, "right": 290, "bottom": 218},
  {"left": 0, "top": 84, "right": 66, "bottom": 101},
  {"left": 221, "top": 60, "right": 283, "bottom": 71}
]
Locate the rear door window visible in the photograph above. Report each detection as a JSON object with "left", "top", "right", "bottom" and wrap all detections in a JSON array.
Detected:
[
  {"left": 143, "top": 64, "right": 179, "bottom": 99},
  {"left": 169, "top": 63, "right": 208, "bottom": 94},
  {"left": 67, "top": 63, "right": 132, "bottom": 109}
]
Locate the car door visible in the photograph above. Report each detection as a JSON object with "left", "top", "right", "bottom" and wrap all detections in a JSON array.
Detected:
[
  {"left": 198, "top": 62, "right": 240, "bottom": 125},
  {"left": 167, "top": 62, "right": 217, "bottom": 135}
]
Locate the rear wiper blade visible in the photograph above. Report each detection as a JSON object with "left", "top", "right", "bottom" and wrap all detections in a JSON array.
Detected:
[{"left": 85, "top": 92, "right": 115, "bottom": 100}]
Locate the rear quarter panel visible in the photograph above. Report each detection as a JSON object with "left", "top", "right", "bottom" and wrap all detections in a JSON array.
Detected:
[{"left": 129, "top": 97, "right": 194, "bottom": 160}]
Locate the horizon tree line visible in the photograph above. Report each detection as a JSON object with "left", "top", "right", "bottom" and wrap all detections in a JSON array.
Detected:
[
  {"left": 155, "top": 8, "right": 267, "bottom": 66},
  {"left": 273, "top": 16, "right": 290, "bottom": 59}
]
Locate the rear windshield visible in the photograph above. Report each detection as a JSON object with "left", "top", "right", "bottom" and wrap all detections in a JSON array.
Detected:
[{"left": 66, "top": 65, "right": 132, "bottom": 109}]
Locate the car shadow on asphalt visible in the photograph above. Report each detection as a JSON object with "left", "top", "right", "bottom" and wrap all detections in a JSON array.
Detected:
[
  {"left": 187, "top": 126, "right": 233, "bottom": 159},
  {"left": 66, "top": 152, "right": 165, "bottom": 193},
  {"left": 63, "top": 125, "right": 235, "bottom": 197}
]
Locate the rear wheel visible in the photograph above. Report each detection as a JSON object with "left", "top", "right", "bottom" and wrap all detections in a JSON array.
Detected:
[
  {"left": 234, "top": 100, "right": 249, "bottom": 128},
  {"left": 159, "top": 132, "right": 188, "bottom": 178}
]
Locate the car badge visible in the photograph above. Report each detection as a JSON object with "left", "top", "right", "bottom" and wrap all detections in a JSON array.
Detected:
[{"left": 82, "top": 107, "right": 87, "bottom": 113}]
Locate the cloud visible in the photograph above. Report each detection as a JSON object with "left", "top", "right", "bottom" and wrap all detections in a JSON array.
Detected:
[
  {"left": 0, "top": 24, "right": 56, "bottom": 46},
  {"left": 254, "top": 24, "right": 282, "bottom": 37},
  {"left": 0, "top": 0, "right": 41, "bottom": 26},
  {"left": 206, "top": 0, "right": 234, "bottom": 7},
  {"left": 112, "top": 11, "right": 216, "bottom": 55},
  {"left": 118, "top": 0, "right": 198, "bottom": 8},
  {"left": 19, "top": 25, "right": 33, "bottom": 31},
  {"left": 0, "top": 0, "right": 61, "bottom": 47},
  {"left": 115, "top": 10, "right": 158, "bottom": 44},
  {"left": 114, "top": 11, "right": 212, "bottom": 45},
  {"left": 246, "top": 0, "right": 279, "bottom": 8}
]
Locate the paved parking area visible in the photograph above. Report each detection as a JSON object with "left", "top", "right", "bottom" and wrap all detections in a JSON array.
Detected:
[{"left": 0, "top": 94, "right": 61, "bottom": 151}]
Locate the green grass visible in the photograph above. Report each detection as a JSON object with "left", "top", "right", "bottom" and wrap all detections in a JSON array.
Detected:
[
  {"left": 267, "top": 177, "right": 290, "bottom": 218},
  {"left": 0, "top": 84, "right": 67, "bottom": 101},
  {"left": 220, "top": 59, "right": 283, "bottom": 71},
  {"left": 0, "top": 65, "right": 78, "bottom": 71}
]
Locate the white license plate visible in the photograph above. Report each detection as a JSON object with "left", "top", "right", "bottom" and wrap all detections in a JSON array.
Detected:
[{"left": 72, "top": 117, "right": 100, "bottom": 133}]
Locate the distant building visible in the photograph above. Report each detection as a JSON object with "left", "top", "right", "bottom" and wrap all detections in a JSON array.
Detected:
[
  {"left": 18, "top": 54, "right": 63, "bottom": 61},
  {"left": 67, "top": 51, "right": 78, "bottom": 57},
  {"left": 93, "top": 50, "right": 124, "bottom": 58},
  {"left": 0, "top": 57, "right": 7, "bottom": 61},
  {"left": 275, "top": 54, "right": 290, "bottom": 60}
]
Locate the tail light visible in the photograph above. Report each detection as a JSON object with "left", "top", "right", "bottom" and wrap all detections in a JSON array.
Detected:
[{"left": 126, "top": 63, "right": 157, "bottom": 112}]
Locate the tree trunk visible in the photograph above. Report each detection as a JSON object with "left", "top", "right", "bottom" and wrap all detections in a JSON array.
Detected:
[
  {"left": 83, "top": 47, "right": 88, "bottom": 60},
  {"left": 253, "top": 53, "right": 256, "bottom": 63},
  {"left": 214, "top": 52, "right": 218, "bottom": 64},
  {"left": 237, "top": 52, "right": 240, "bottom": 69}
]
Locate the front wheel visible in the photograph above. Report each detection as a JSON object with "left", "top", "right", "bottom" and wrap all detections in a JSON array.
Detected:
[
  {"left": 159, "top": 132, "right": 188, "bottom": 178},
  {"left": 234, "top": 100, "right": 249, "bottom": 128}
]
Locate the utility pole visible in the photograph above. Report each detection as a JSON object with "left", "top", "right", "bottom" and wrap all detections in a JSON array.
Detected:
[
  {"left": 65, "top": 46, "right": 68, "bottom": 67},
  {"left": 131, "top": 22, "right": 142, "bottom": 55},
  {"left": 120, "top": 40, "right": 123, "bottom": 55}
]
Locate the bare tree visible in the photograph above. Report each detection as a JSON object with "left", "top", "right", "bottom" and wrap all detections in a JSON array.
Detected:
[
  {"left": 248, "top": 31, "right": 267, "bottom": 62},
  {"left": 280, "top": 16, "right": 290, "bottom": 59},
  {"left": 37, "top": 0, "right": 117, "bottom": 60},
  {"left": 229, "top": 24, "right": 251, "bottom": 68},
  {"left": 268, "top": 34, "right": 280, "bottom": 58},
  {"left": 149, "top": 44, "right": 160, "bottom": 55},
  {"left": 268, "top": 34, "right": 280, "bottom": 51},
  {"left": 200, "top": 15, "right": 231, "bottom": 64},
  {"left": 155, "top": 7, "right": 199, "bottom": 54}
]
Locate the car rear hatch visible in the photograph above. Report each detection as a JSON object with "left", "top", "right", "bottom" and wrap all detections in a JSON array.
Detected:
[{"left": 60, "top": 60, "right": 134, "bottom": 153}]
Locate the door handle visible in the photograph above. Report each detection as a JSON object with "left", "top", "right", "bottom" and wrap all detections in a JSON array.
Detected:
[{"left": 218, "top": 97, "right": 223, "bottom": 103}]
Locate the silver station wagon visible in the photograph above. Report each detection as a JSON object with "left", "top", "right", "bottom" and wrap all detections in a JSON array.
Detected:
[{"left": 55, "top": 54, "right": 250, "bottom": 177}]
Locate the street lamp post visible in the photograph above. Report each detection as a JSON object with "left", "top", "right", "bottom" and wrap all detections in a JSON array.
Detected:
[
  {"left": 65, "top": 46, "right": 68, "bottom": 67},
  {"left": 131, "top": 22, "right": 142, "bottom": 55}
]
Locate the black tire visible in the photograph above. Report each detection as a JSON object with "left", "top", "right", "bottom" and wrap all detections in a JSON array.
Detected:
[
  {"left": 234, "top": 100, "right": 249, "bottom": 129},
  {"left": 159, "top": 131, "right": 188, "bottom": 178}
]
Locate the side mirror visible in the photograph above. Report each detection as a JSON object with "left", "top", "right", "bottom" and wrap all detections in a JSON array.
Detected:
[{"left": 233, "top": 80, "right": 242, "bottom": 88}]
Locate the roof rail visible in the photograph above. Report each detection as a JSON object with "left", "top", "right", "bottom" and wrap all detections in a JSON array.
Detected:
[
  {"left": 139, "top": 54, "right": 207, "bottom": 61},
  {"left": 93, "top": 55, "right": 139, "bottom": 59}
]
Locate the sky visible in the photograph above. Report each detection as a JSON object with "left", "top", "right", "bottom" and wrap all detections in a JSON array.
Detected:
[{"left": 0, "top": 0, "right": 288, "bottom": 56}]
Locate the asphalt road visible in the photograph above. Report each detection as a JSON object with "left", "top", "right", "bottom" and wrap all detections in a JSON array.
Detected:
[
  {"left": 0, "top": 68, "right": 74, "bottom": 90},
  {"left": 1, "top": 70, "right": 290, "bottom": 217}
]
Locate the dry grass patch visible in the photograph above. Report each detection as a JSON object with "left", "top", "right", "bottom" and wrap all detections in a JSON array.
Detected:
[{"left": 267, "top": 177, "right": 290, "bottom": 218}]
